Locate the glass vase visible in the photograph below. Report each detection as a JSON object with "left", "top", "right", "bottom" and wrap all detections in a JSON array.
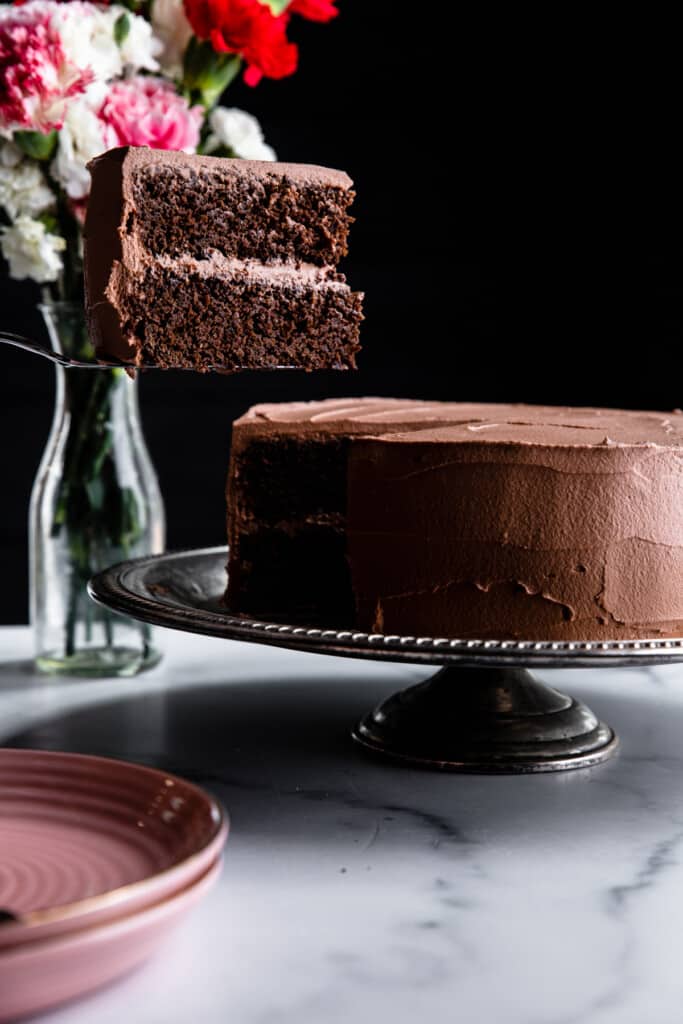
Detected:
[{"left": 29, "top": 301, "right": 165, "bottom": 676}]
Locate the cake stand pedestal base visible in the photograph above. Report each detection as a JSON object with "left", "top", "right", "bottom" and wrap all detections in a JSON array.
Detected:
[{"left": 352, "top": 666, "right": 618, "bottom": 773}]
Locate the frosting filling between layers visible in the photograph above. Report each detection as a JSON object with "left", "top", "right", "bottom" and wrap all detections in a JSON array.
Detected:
[
  {"left": 100, "top": 238, "right": 357, "bottom": 366},
  {"left": 141, "top": 252, "right": 348, "bottom": 289}
]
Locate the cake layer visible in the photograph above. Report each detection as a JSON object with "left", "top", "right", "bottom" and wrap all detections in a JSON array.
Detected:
[
  {"left": 88, "top": 147, "right": 354, "bottom": 265},
  {"left": 130, "top": 158, "right": 353, "bottom": 267},
  {"left": 230, "top": 435, "right": 350, "bottom": 522},
  {"left": 84, "top": 147, "right": 362, "bottom": 369},
  {"left": 107, "top": 258, "right": 362, "bottom": 371},
  {"left": 229, "top": 526, "right": 354, "bottom": 627},
  {"left": 226, "top": 399, "right": 683, "bottom": 641}
]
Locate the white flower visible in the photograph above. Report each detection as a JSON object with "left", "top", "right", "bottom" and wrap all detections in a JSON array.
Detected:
[
  {"left": 151, "top": 0, "right": 192, "bottom": 78},
  {"left": 53, "top": 2, "right": 160, "bottom": 84},
  {"left": 50, "top": 92, "right": 115, "bottom": 200},
  {"left": 0, "top": 141, "right": 23, "bottom": 170},
  {"left": 114, "top": 6, "right": 163, "bottom": 75},
  {"left": 205, "top": 108, "right": 276, "bottom": 161},
  {"left": 0, "top": 150, "right": 55, "bottom": 220},
  {"left": 1, "top": 216, "right": 66, "bottom": 282}
]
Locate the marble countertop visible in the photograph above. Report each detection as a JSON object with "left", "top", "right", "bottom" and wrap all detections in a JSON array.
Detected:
[{"left": 2, "top": 624, "right": 683, "bottom": 1023}]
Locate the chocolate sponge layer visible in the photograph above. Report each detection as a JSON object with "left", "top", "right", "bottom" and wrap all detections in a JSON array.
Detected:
[
  {"left": 131, "top": 164, "right": 354, "bottom": 267},
  {"left": 112, "top": 265, "right": 363, "bottom": 371}
]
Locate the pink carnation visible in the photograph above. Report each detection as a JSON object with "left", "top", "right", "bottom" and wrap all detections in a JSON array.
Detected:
[
  {"left": 0, "top": 2, "right": 93, "bottom": 134},
  {"left": 99, "top": 77, "right": 202, "bottom": 152}
]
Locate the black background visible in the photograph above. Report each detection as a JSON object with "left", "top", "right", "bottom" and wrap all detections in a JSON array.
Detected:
[{"left": 0, "top": 9, "right": 680, "bottom": 622}]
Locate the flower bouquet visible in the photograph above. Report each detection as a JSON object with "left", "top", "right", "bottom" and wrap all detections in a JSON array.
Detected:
[
  {"left": 0, "top": 0, "right": 337, "bottom": 674},
  {"left": 0, "top": 0, "right": 337, "bottom": 287}
]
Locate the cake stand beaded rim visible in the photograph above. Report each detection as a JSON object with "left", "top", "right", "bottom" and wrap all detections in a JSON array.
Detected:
[{"left": 88, "top": 546, "right": 683, "bottom": 669}]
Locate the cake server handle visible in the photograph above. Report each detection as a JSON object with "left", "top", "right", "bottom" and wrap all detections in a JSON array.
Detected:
[{"left": 0, "top": 331, "right": 130, "bottom": 369}]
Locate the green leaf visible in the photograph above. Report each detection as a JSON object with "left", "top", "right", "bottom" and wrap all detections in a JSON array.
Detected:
[
  {"left": 263, "top": 0, "right": 291, "bottom": 12},
  {"left": 14, "top": 130, "right": 58, "bottom": 162},
  {"left": 182, "top": 38, "right": 242, "bottom": 109},
  {"left": 37, "top": 212, "right": 59, "bottom": 234},
  {"left": 114, "top": 12, "right": 131, "bottom": 45},
  {"left": 51, "top": 488, "right": 69, "bottom": 536},
  {"left": 85, "top": 477, "right": 105, "bottom": 511},
  {"left": 199, "top": 143, "right": 237, "bottom": 159},
  {"left": 202, "top": 55, "right": 242, "bottom": 108},
  {"left": 120, "top": 487, "right": 142, "bottom": 545},
  {"left": 91, "top": 433, "right": 114, "bottom": 478}
]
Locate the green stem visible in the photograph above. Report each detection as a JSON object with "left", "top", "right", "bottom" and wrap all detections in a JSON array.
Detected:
[
  {"left": 46, "top": 306, "right": 146, "bottom": 659},
  {"left": 65, "top": 570, "right": 79, "bottom": 658}
]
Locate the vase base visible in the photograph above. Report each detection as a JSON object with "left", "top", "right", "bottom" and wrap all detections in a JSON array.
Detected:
[{"left": 34, "top": 645, "right": 162, "bottom": 679}]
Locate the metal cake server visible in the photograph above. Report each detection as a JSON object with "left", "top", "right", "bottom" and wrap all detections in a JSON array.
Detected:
[
  {"left": 0, "top": 332, "right": 294, "bottom": 372},
  {"left": 0, "top": 331, "right": 137, "bottom": 370}
]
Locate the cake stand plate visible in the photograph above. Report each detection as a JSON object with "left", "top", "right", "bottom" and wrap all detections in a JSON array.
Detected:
[{"left": 88, "top": 547, "right": 683, "bottom": 774}]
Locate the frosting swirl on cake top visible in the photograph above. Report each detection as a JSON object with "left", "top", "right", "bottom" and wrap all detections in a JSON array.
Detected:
[{"left": 239, "top": 398, "right": 683, "bottom": 447}]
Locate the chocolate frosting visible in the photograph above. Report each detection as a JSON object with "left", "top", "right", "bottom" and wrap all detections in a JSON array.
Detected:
[
  {"left": 236, "top": 398, "right": 683, "bottom": 445},
  {"left": 232, "top": 399, "right": 683, "bottom": 641},
  {"left": 83, "top": 147, "right": 135, "bottom": 362},
  {"left": 88, "top": 145, "right": 353, "bottom": 189}
]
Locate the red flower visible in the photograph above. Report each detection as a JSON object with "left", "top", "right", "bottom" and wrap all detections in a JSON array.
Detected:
[
  {"left": 288, "top": 0, "right": 337, "bottom": 22},
  {"left": 183, "top": 0, "right": 337, "bottom": 86},
  {"left": 184, "top": 0, "right": 294, "bottom": 85}
]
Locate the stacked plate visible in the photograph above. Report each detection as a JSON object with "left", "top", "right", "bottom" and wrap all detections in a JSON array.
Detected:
[{"left": 0, "top": 749, "right": 227, "bottom": 1022}]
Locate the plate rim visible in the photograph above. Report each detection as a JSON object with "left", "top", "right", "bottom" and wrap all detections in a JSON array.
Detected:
[
  {"left": 0, "top": 855, "right": 222, "bottom": 965},
  {"left": 0, "top": 857, "right": 222, "bottom": 1024},
  {"left": 88, "top": 546, "right": 683, "bottom": 668},
  {"left": 0, "top": 748, "right": 227, "bottom": 943}
]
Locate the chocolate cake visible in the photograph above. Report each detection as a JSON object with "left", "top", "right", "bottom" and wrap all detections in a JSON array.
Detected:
[
  {"left": 83, "top": 147, "right": 363, "bottom": 371},
  {"left": 226, "top": 399, "right": 683, "bottom": 641}
]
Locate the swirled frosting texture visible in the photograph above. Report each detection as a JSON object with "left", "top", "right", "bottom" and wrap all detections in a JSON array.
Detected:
[{"left": 232, "top": 400, "right": 683, "bottom": 640}]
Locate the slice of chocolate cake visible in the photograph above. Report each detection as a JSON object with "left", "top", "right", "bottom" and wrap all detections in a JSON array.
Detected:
[{"left": 83, "top": 147, "right": 363, "bottom": 371}]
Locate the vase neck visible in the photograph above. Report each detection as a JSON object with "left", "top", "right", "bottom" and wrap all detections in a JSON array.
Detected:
[
  {"left": 39, "top": 300, "right": 138, "bottom": 420},
  {"left": 57, "top": 365, "right": 136, "bottom": 417},
  {"left": 40, "top": 301, "right": 94, "bottom": 362}
]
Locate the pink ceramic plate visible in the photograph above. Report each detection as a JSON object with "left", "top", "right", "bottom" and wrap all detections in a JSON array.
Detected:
[
  {"left": 0, "top": 856, "right": 222, "bottom": 1023},
  {"left": 0, "top": 749, "right": 227, "bottom": 949}
]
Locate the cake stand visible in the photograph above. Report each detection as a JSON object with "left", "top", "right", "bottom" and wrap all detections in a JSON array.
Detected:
[{"left": 88, "top": 547, "right": 683, "bottom": 775}]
